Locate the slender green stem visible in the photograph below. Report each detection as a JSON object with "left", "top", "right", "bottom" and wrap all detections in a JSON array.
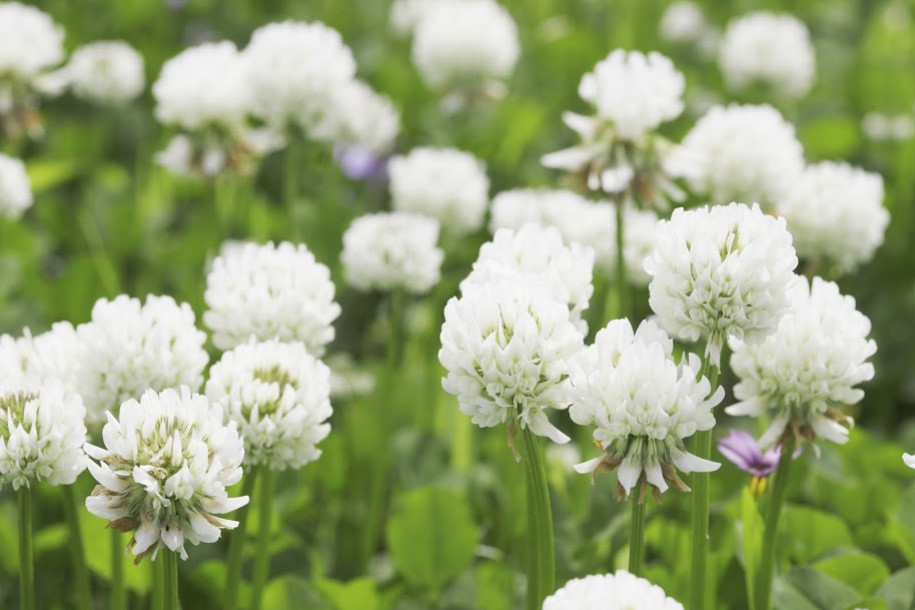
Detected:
[
  {"left": 19, "top": 486, "right": 35, "bottom": 610},
  {"left": 388, "top": 290, "right": 406, "bottom": 369},
  {"left": 62, "top": 485, "right": 92, "bottom": 610},
  {"left": 214, "top": 175, "right": 237, "bottom": 238},
  {"left": 110, "top": 529, "right": 126, "bottom": 610},
  {"left": 629, "top": 492, "right": 647, "bottom": 577},
  {"left": 162, "top": 551, "right": 178, "bottom": 610},
  {"left": 615, "top": 200, "right": 628, "bottom": 320},
  {"left": 78, "top": 208, "right": 121, "bottom": 296},
  {"left": 151, "top": 556, "right": 163, "bottom": 610},
  {"left": 520, "top": 428, "right": 555, "bottom": 610},
  {"left": 250, "top": 468, "right": 275, "bottom": 610},
  {"left": 224, "top": 471, "right": 257, "bottom": 610},
  {"left": 689, "top": 359, "right": 720, "bottom": 610},
  {"left": 755, "top": 438, "right": 795, "bottom": 610}
]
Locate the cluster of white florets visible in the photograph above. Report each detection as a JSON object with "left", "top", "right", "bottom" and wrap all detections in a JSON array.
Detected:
[
  {"left": 544, "top": 571, "right": 684, "bottom": 610},
  {"left": 39, "top": 40, "right": 144, "bottom": 104}
]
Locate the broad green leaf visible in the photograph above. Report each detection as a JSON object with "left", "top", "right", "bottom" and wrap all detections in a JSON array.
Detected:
[
  {"left": 740, "top": 487, "right": 763, "bottom": 605},
  {"left": 814, "top": 551, "right": 890, "bottom": 596},
  {"left": 314, "top": 577, "right": 379, "bottom": 610},
  {"left": 265, "top": 576, "right": 332, "bottom": 610},
  {"left": 782, "top": 505, "right": 853, "bottom": 563},
  {"left": 26, "top": 159, "right": 80, "bottom": 192},
  {"left": 877, "top": 566, "right": 915, "bottom": 610},
  {"left": 774, "top": 566, "right": 862, "bottom": 610},
  {"left": 798, "top": 114, "right": 860, "bottom": 159},
  {"left": 476, "top": 560, "right": 516, "bottom": 610}
]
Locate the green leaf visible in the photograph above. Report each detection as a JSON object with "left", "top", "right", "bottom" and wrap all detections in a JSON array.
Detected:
[
  {"left": 782, "top": 505, "right": 853, "bottom": 563},
  {"left": 25, "top": 159, "right": 80, "bottom": 192},
  {"left": 798, "top": 114, "right": 861, "bottom": 159},
  {"left": 314, "top": 577, "right": 379, "bottom": 610},
  {"left": 386, "top": 486, "right": 479, "bottom": 593},
  {"left": 774, "top": 566, "right": 862, "bottom": 610},
  {"left": 877, "top": 566, "right": 915, "bottom": 610},
  {"left": 814, "top": 551, "right": 890, "bottom": 596},
  {"left": 264, "top": 576, "right": 331, "bottom": 610},
  {"left": 740, "top": 487, "right": 763, "bottom": 605},
  {"left": 82, "top": 511, "right": 151, "bottom": 593}
]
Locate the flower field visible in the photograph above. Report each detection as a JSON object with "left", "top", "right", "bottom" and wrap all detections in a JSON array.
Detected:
[{"left": 2, "top": 0, "right": 915, "bottom": 609}]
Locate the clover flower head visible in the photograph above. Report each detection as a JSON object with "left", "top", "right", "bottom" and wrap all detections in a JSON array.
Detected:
[
  {"left": 544, "top": 570, "right": 684, "bottom": 610},
  {"left": 39, "top": 40, "right": 144, "bottom": 104},
  {"left": 317, "top": 79, "right": 400, "bottom": 153},
  {"left": 0, "top": 153, "right": 32, "bottom": 220},
  {"left": 0, "top": 2, "right": 64, "bottom": 81}
]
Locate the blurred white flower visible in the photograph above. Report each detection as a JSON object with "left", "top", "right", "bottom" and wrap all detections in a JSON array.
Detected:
[
  {"left": 0, "top": 322, "right": 80, "bottom": 390},
  {"left": 38, "top": 40, "right": 144, "bottom": 104},
  {"left": 462, "top": 224, "right": 594, "bottom": 334},
  {"left": 621, "top": 205, "right": 660, "bottom": 287},
  {"left": 390, "top": 0, "right": 443, "bottom": 37},
  {"left": 645, "top": 202, "right": 798, "bottom": 367},
  {"left": 154, "top": 129, "right": 282, "bottom": 178},
  {"left": 341, "top": 212, "right": 444, "bottom": 294},
  {"left": 544, "top": 570, "right": 684, "bottom": 610},
  {"left": 0, "top": 2, "right": 63, "bottom": 82},
  {"left": 728, "top": 276, "right": 876, "bottom": 448},
  {"left": 719, "top": 12, "right": 815, "bottom": 99},
  {"left": 904, "top": 453, "right": 915, "bottom": 470},
  {"left": 206, "top": 339, "right": 332, "bottom": 471},
  {"left": 681, "top": 104, "right": 805, "bottom": 209},
  {"left": 326, "top": 353, "right": 376, "bottom": 400},
  {"left": 204, "top": 241, "right": 340, "bottom": 355},
  {"left": 85, "top": 386, "right": 247, "bottom": 562},
  {"left": 570, "top": 320, "right": 721, "bottom": 499},
  {"left": 317, "top": 80, "right": 400, "bottom": 153},
  {"left": 660, "top": 1, "right": 716, "bottom": 55},
  {"left": 439, "top": 278, "right": 584, "bottom": 445},
  {"left": 0, "top": 153, "right": 32, "bottom": 219},
  {"left": 411, "top": 0, "right": 519, "bottom": 96},
  {"left": 75, "top": 294, "right": 209, "bottom": 426},
  {"left": 862, "top": 112, "right": 915, "bottom": 141},
  {"left": 777, "top": 162, "right": 888, "bottom": 274},
  {"left": 0, "top": 380, "right": 88, "bottom": 491},
  {"left": 389, "top": 147, "right": 489, "bottom": 235},
  {"left": 243, "top": 20, "right": 356, "bottom": 133}
]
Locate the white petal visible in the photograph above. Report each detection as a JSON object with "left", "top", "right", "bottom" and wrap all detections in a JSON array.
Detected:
[
  {"left": 573, "top": 456, "right": 604, "bottom": 474},
  {"left": 670, "top": 447, "right": 720, "bottom": 473}
]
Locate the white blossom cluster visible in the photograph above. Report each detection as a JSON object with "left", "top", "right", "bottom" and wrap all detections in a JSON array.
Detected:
[
  {"left": 0, "top": 153, "right": 33, "bottom": 220},
  {"left": 341, "top": 212, "right": 444, "bottom": 294},
  {"left": 728, "top": 277, "right": 876, "bottom": 448},
  {"left": 544, "top": 571, "right": 685, "bottom": 610},
  {"left": 85, "top": 387, "right": 248, "bottom": 562},
  {"left": 0, "top": 3, "right": 63, "bottom": 83},
  {"left": 659, "top": 2, "right": 717, "bottom": 57},
  {"left": 38, "top": 40, "right": 144, "bottom": 105},
  {"left": 0, "top": 322, "right": 80, "bottom": 390}
]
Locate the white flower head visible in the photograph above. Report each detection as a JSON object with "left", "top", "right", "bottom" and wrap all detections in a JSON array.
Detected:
[
  {"left": 75, "top": 294, "right": 209, "bottom": 426},
  {"left": 0, "top": 380, "right": 88, "bottom": 491},
  {"left": 660, "top": 2, "right": 712, "bottom": 47},
  {"left": 719, "top": 12, "right": 815, "bottom": 99},
  {"left": 578, "top": 49, "right": 685, "bottom": 141},
  {"left": 243, "top": 20, "right": 356, "bottom": 133},
  {"left": 411, "top": 0, "right": 519, "bottom": 93},
  {"left": 904, "top": 453, "right": 915, "bottom": 470},
  {"left": 84, "top": 386, "right": 248, "bottom": 562},
  {"left": 0, "top": 2, "right": 64, "bottom": 82},
  {"left": 777, "top": 162, "right": 888, "bottom": 274},
  {"left": 341, "top": 211, "right": 444, "bottom": 294},
  {"left": 153, "top": 41, "right": 251, "bottom": 133},
  {"left": 314, "top": 80, "right": 400, "bottom": 153},
  {"left": 40, "top": 40, "right": 144, "bottom": 104},
  {"left": 681, "top": 104, "right": 805, "bottom": 209},
  {"left": 205, "top": 339, "right": 332, "bottom": 471},
  {"left": 389, "top": 147, "right": 490, "bottom": 235},
  {"left": 390, "top": 0, "right": 444, "bottom": 37},
  {"left": 570, "top": 319, "right": 722, "bottom": 500},
  {"left": 544, "top": 570, "right": 684, "bottom": 610},
  {"left": 645, "top": 202, "right": 798, "bottom": 367},
  {"left": 0, "top": 322, "right": 80, "bottom": 391},
  {"left": 439, "top": 278, "right": 584, "bottom": 445},
  {"left": 727, "top": 276, "right": 876, "bottom": 449},
  {"left": 462, "top": 224, "right": 595, "bottom": 334},
  {"left": 0, "top": 153, "right": 32, "bottom": 219},
  {"left": 204, "top": 241, "right": 341, "bottom": 354}
]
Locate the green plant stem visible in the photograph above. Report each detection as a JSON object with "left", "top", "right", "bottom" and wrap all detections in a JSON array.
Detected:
[
  {"left": 689, "top": 359, "right": 720, "bottom": 610},
  {"left": 224, "top": 471, "right": 257, "bottom": 610},
  {"left": 19, "top": 486, "right": 35, "bottom": 610},
  {"left": 520, "top": 427, "right": 555, "bottom": 610},
  {"left": 61, "top": 485, "right": 92, "bottom": 610},
  {"left": 629, "top": 493, "right": 647, "bottom": 577},
  {"left": 755, "top": 437, "right": 795, "bottom": 610},
  {"left": 151, "top": 557, "right": 163, "bottom": 610},
  {"left": 615, "top": 200, "right": 628, "bottom": 320},
  {"left": 110, "top": 529, "right": 126, "bottom": 610},
  {"left": 162, "top": 551, "right": 178, "bottom": 610},
  {"left": 250, "top": 468, "right": 275, "bottom": 610}
]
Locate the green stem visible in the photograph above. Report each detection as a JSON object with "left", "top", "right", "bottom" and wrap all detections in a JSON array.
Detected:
[
  {"left": 755, "top": 438, "right": 795, "bottom": 610},
  {"left": 19, "top": 486, "right": 35, "bottom": 610},
  {"left": 629, "top": 492, "right": 647, "bottom": 577},
  {"left": 520, "top": 428, "right": 555, "bottom": 610},
  {"left": 224, "top": 471, "right": 257, "bottom": 610},
  {"left": 78, "top": 208, "right": 121, "bottom": 296},
  {"left": 689, "top": 359, "right": 720, "bottom": 610},
  {"left": 62, "top": 485, "right": 92, "bottom": 610},
  {"left": 110, "top": 529, "right": 126, "bottom": 610},
  {"left": 151, "top": 556, "right": 163, "bottom": 610},
  {"left": 250, "top": 468, "right": 275, "bottom": 610},
  {"left": 615, "top": 200, "right": 628, "bottom": 320},
  {"left": 162, "top": 551, "right": 178, "bottom": 610}
]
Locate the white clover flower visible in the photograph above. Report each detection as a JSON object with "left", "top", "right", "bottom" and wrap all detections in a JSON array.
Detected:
[
  {"left": 0, "top": 322, "right": 80, "bottom": 391},
  {"left": 389, "top": 147, "right": 489, "bottom": 235},
  {"left": 153, "top": 41, "right": 251, "bottom": 132},
  {"left": 622, "top": 205, "right": 660, "bottom": 287},
  {"left": 646, "top": 202, "right": 798, "bottom": 367},
  {"left": 85, "top": 386, "right": 247, "bottom": 562},
  {"left": 462, "top": 224, "right": 595, "bottom": 334},
  {"left": 578, "top": 49, "right": 685, "bottom": 142},
  {"left": 776, "top": 162, "right": 888, "bottom": 274},
  {"left": 243, "top": 21, "right": 356, "bottom": 133},
  {"left": 660, "top": 2, "right": 711, "bottom": 46},
  {"left": 719, "top": 12, "right": 815, "bottom": 99},
  {"left": 570, "top": 320, "right": 722, "bottom": 499},
  {"left": 204, "top": 241, "right": 341, "bottom": 354},
  {"left": 411, "top": 0, "right": 519, "bottom": 94},
  {"left": 904, "top": 454, "right": 915, "bottom": 470},
  {"left": 439, "top": 278, "right": 584, "bottom": 445},
  {"left": 390, "top": 0, "right": 443, "bottom": 37},
  {"left": 727, "top": 277, "right": 876, "bottom": 448},
  {"left": 681, "top": 104, "right": 805, "bottom": 209},
  {"left": 0, "top": 2, "right": 63, "bottom": 82},
  {"left": 0, "top": 380, "right": 88, "bottom": 491},
  {"left": 39, "top": 40, "right": 144, "bottom": 104},
  {"left": 205, "top": 339, "right": 332, "bottom": 471},
  {"left": 341, "top": 212, "right": 444, "bottom": 294},
  {"left": 316, "top": 80, "right": 400, "bottom": 153},
  {"left": 0, "top": 153, "right": 32, "bottom": 220},
  {"left": 75, "top": 295, "right": 209, "bottom": 426},
  {"left": 544, "top": 571, "right": 684, "bottom": 610}
]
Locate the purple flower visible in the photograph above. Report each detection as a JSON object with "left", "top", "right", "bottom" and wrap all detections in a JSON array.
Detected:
[
  {"left": 333, "top": 144, "right": 389, "bottom": 182},
  {"left": 717, "top": 429, "right": 782, "bottom": 477}
]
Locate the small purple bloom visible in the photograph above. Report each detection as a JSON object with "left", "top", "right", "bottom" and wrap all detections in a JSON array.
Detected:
[
  {"left": 717, "top": 429, "right": 782, "bottom": 478},
  {"left": 333, "top": 143, "right": 389, "bottom": 182}
]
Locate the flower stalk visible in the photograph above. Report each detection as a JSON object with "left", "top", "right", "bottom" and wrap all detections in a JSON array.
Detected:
[
  {"left": 62, "top": 485, "right": 92, "bottom": 610},
  {"left": 162, "top": 550, "right": 179, "bottom": 610},
  {"left": 614, "top": 200, "right": 628, "bottom": 320},
  {"left": 250, "top": 468, "right": 275, "bottom": 610},
  {"left": 520, "top": 427, "right": 555, "bottom": 610},
  {"left": 224, "top": 471, "right": 257, "bottom": 610},
  {"left": 755, "top": 437, "right": 795, "bottom": 610},
  {"left": 19, "top": 486, "right": 35, "bottom": 610},
  {"left": 110, "top": 529, "right": 126, "bottom": 610},
  {"left": 629, "top": 490, "right": 647, "bottom": 576}
]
